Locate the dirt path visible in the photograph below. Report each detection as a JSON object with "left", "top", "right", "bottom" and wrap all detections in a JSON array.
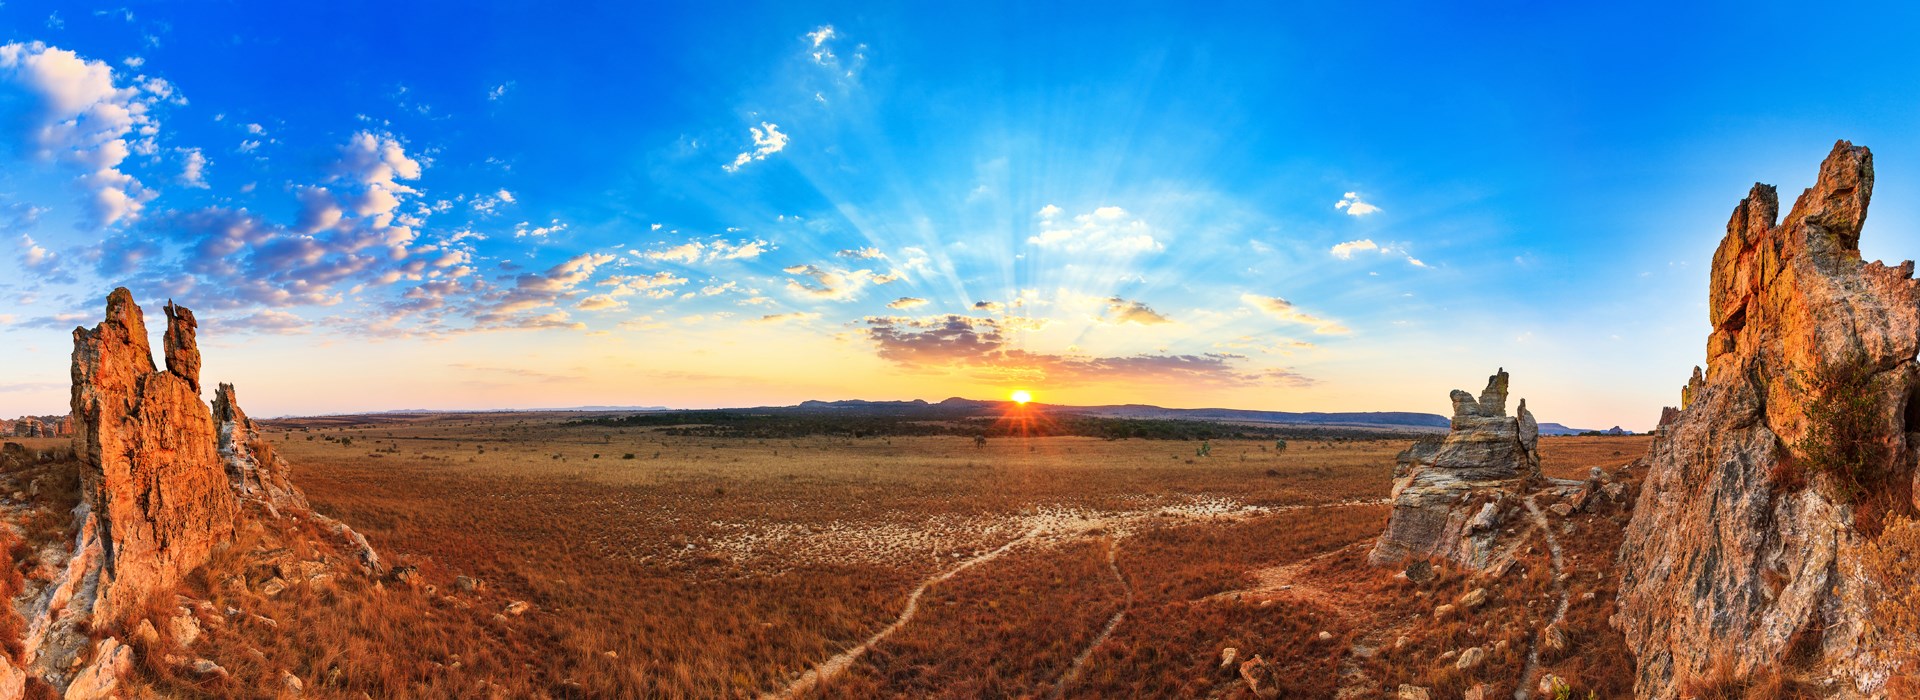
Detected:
[
  {"left": 767, "top": 524, "right": 1045, "bottom": 699},
  {"left": 1514, "top": 495, "right": 1569, "bottom": 700},
  {"left": 1048, "top": 534, "right": 1132, "bottom": 699},
  {"left": 771, "top": 498, "right": 1387, "bottom": 699}
]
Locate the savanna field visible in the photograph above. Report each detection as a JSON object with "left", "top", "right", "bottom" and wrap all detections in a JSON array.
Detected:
[{"left": 90, "top": 412, "right": 1648, "bottom": 699}]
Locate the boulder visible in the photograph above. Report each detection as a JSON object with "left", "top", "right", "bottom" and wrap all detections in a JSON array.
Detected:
[
  {"left": 1616, "top": 141, "right": 1917, "bottom": 697},
  {"left": 1370, "top": 369, "right": 1544, "bottom": 569}
]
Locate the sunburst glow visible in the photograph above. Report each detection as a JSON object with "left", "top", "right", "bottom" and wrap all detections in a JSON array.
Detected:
[{"left": 1010, "top": 389, "right": 1033, "bottom": 404}]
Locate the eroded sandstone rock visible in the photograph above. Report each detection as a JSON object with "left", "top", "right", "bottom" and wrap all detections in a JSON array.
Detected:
[
  {"left": 1369, "top": 369, "right": 1544, "bottom": 568},
  {"left": 1616, "top": 141, "right": 1917, "bottom": 697},
  {"left": 71, "top": 289, "right": 238, "bottom": 625}
]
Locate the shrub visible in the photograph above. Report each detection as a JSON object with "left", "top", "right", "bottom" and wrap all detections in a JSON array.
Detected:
[
  {"left": 622, "top": 453, "right": 636, "bottom": 460},
  {"left": 1790, "top": 353, "right": 1890, "bottom": 505}
]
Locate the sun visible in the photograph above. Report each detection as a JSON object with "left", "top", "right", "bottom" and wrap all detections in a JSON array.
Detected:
[{"left": 1010, "top": 389, "right": 1033, "bottom": 404}]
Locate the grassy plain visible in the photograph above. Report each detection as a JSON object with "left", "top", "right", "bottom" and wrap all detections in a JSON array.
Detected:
[{"left": 140, "top": 411, "right": 1651, "bottom": 698}]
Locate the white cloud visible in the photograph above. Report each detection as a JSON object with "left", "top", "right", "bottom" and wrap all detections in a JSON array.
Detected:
[
  {"left": 639, "top": 238, "right": 771, "bottom": 263},
  {"left": 806, "top": 25, "right": 840, "bottom": 67},
  {"left": 783, "top": 264, "right": 891, "bottom": 301},
  {"left": 1335, "top": 191, "right": 1381, "bottom": 216},
  {"left": 722, "top": 122, "right": 789, "bottom": 173},
  {"left": 1330, "top": 239, "right": 1379, "bottom": 259},
  {"left": 837, "top": 247, "right": 885, "bottom": 260},
  {"left": 601, "top": 272, "right": 688, "bottom": 299},
  {"left": 471, "top": 189, "right": 515, "bottom": 215},
  {"left": 1037, "top": 204, "right": 1062, "bottom": 219},
  {"left": 1240, "top": 293, "right": 1350, "bottom": 335},
  {"left": 488, "top": 82, "right": 513, "bottom": 101},
  {"left": 18, "top": 234, "right": 54, "bottom": 270},
  {"left": 577, "top": 294, "right": 625, "bottom": 311},
  {"left": 1027, "top": 205, "right": 1163, "bottom": 255},
  {"left": 758, "top": 311, "right": 821, "bottom": 324},
  {"left": 1330, "top": 238, "right": 1427, "bottom": 267},
  {"left": 0, "top": 42, "right": 166, "bottom": 228},
  {"left": 177, "top": 147, "right": 207, "bottom": 188},
  {"left": 888, "top": 297, "right": 928, "bottom": 310},
  {"left": 245, "top": 122, "right": 265, "bottom": 135},
  {"left": 1102, "top": 296, "right": 1172, "bottom": 325},
  {"left": 513, "top": 219, "right": 565, "bottom": 238}
]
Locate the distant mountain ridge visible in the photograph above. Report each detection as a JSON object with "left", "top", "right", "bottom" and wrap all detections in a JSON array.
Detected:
[{"left": 735, "top": 397, "right": 1606, "bottom": 435}]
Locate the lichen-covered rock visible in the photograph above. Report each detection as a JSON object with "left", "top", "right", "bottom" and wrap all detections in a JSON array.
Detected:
[
  {"left": 1616, "top": 141, "right": 1917, "bottom": 698},
  {"left": 1370, "top": 369, "right": 1544, "bottom": 568},
  {"left": 70, "top": 289, "right": 238, "bottom": 625}
]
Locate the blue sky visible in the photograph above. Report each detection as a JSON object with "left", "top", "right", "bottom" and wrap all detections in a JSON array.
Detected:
[{"left": 3, "top": 1, "right": 1920, "bottom": 428}]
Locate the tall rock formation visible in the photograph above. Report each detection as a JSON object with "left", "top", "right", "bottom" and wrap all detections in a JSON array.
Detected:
[
  {"left": 1370, "top": 369, "right": 1544, "bottom": 568},
  {"left": 70, "top": 289, "right": 238, "bottom": 625},
  {"left": 1616, "top": 141, "right": 1918, "bottom": 697}
]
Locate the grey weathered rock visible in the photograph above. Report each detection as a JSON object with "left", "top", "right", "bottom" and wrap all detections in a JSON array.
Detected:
[
  {"left": 1370, "top": 369, "right": 1544, "bottom": 568},
  {"left": 1616, "top": 141, "right": 1916, "bottom": 698}
]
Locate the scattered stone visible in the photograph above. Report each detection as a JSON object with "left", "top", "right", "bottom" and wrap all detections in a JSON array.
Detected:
[
  {"left": 1543, "top": 623, "right": 1569, "bottom": 654},
  {"left": 1453, "top": 646, "right": 1484, "bottom": 670},
  {"left": 65, "top": 638, "right": 133, "bottom": 700},
  {"left": 132, "top": 619, "right": 160, "bottom": 649},
  {"left": 1433, "top": 604, "right": 1455, "bottom": 619},
  {"left": 505, "top": 600, "right": 531, "bottom": 616},
  {"left": 280, "top": 670, "right": 304, "bottom": 694},
  {"left": 1396, "top": 684, "right": 1431, "bottom": 700},
  {"left": 1238, "top": 655, "right": 1274, "bottom": 697},
  {"left": 1402, "top": 560, "right": 1434, "bottom": 584},
  {"left": 1548, "top": 503, "right": 1574, "bottom": 517},
  {"left": 1538, "top": 673, "right": 1570, "bottom": 696},
  {"left": 1602, "top": 482, "right": 1629, "bottom": 502},
  {"left": 1458, "top": 587, "right": 1489, "bottom": 608},
  {"left": 1219, "top": 647, "right": 1237, "bottom": 669},
  {"left": 1316, "top": 630, "right": 1332, "bottom": 641},
  {"left": 261, "top": 577, "right": 287, "bottom": 597},
  {"left": 190, "top": 658, "right": 229, "bottom": 679},
  {"left": 1464, "top": 683, "right": 1491, "bottom": 700},
  {"left": 169, "top": 608, "right": 202, "bottom": 648},
  {"left": 455, "top": 575, "right": 479, "bottom": 592}
]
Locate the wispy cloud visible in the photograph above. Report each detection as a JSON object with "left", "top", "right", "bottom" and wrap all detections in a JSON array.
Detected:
[
  {"left": 1028, "top": 205, "right": 1162, "bottom": 255},
  {"left": 1335, "top": 191, "right": 1380, "bottom": 216},
  {"left": 1330, "top": 238, "right": 1427, "bottom": 267},
  {"left": 1240, "top": 293, "right": 1350, "bottom": 335},
  {"left": 723, "top": 122, "right": 789, "bottom": 173}
]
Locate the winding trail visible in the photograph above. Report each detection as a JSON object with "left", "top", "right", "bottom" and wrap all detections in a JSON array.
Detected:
[
  {"left": 770, "top": 498, "right": 1389, "bottom": 699},
  {"left": 1514, "top": 496, "right": 1570, "bottom": 700},
  {"left": 1049, "top": 534, "right": 1133, "bottom": 699},
  {"left": 767, "top": 525, "right": 1045, "bottom": 700}
]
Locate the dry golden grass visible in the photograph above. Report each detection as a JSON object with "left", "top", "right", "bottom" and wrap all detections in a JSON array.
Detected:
[
  {"left": 61, "top": 414, "right": 1655, "bottom": 698},
  {"left": 1538, "top": 434, "right": 1652, "bottom": 480}
]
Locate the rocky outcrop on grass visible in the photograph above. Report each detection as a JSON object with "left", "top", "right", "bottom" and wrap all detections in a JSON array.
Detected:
[
  {"left": 1368, "top": 369, "right": 1544, "bottom": 569},
  {"left": 1615, "top": 141, "right": 1918, "bottom": 697},
  {"left": 0, "top": 288, "right": 389, "bottom": 698},
  {"left": 70, "top": 288, "right": 239, "bottom": 627}
]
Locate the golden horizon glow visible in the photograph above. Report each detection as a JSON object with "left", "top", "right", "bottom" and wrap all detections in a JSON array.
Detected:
[{"left": 1010, "top": 389, "right": 1033, "bottom": 404}]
